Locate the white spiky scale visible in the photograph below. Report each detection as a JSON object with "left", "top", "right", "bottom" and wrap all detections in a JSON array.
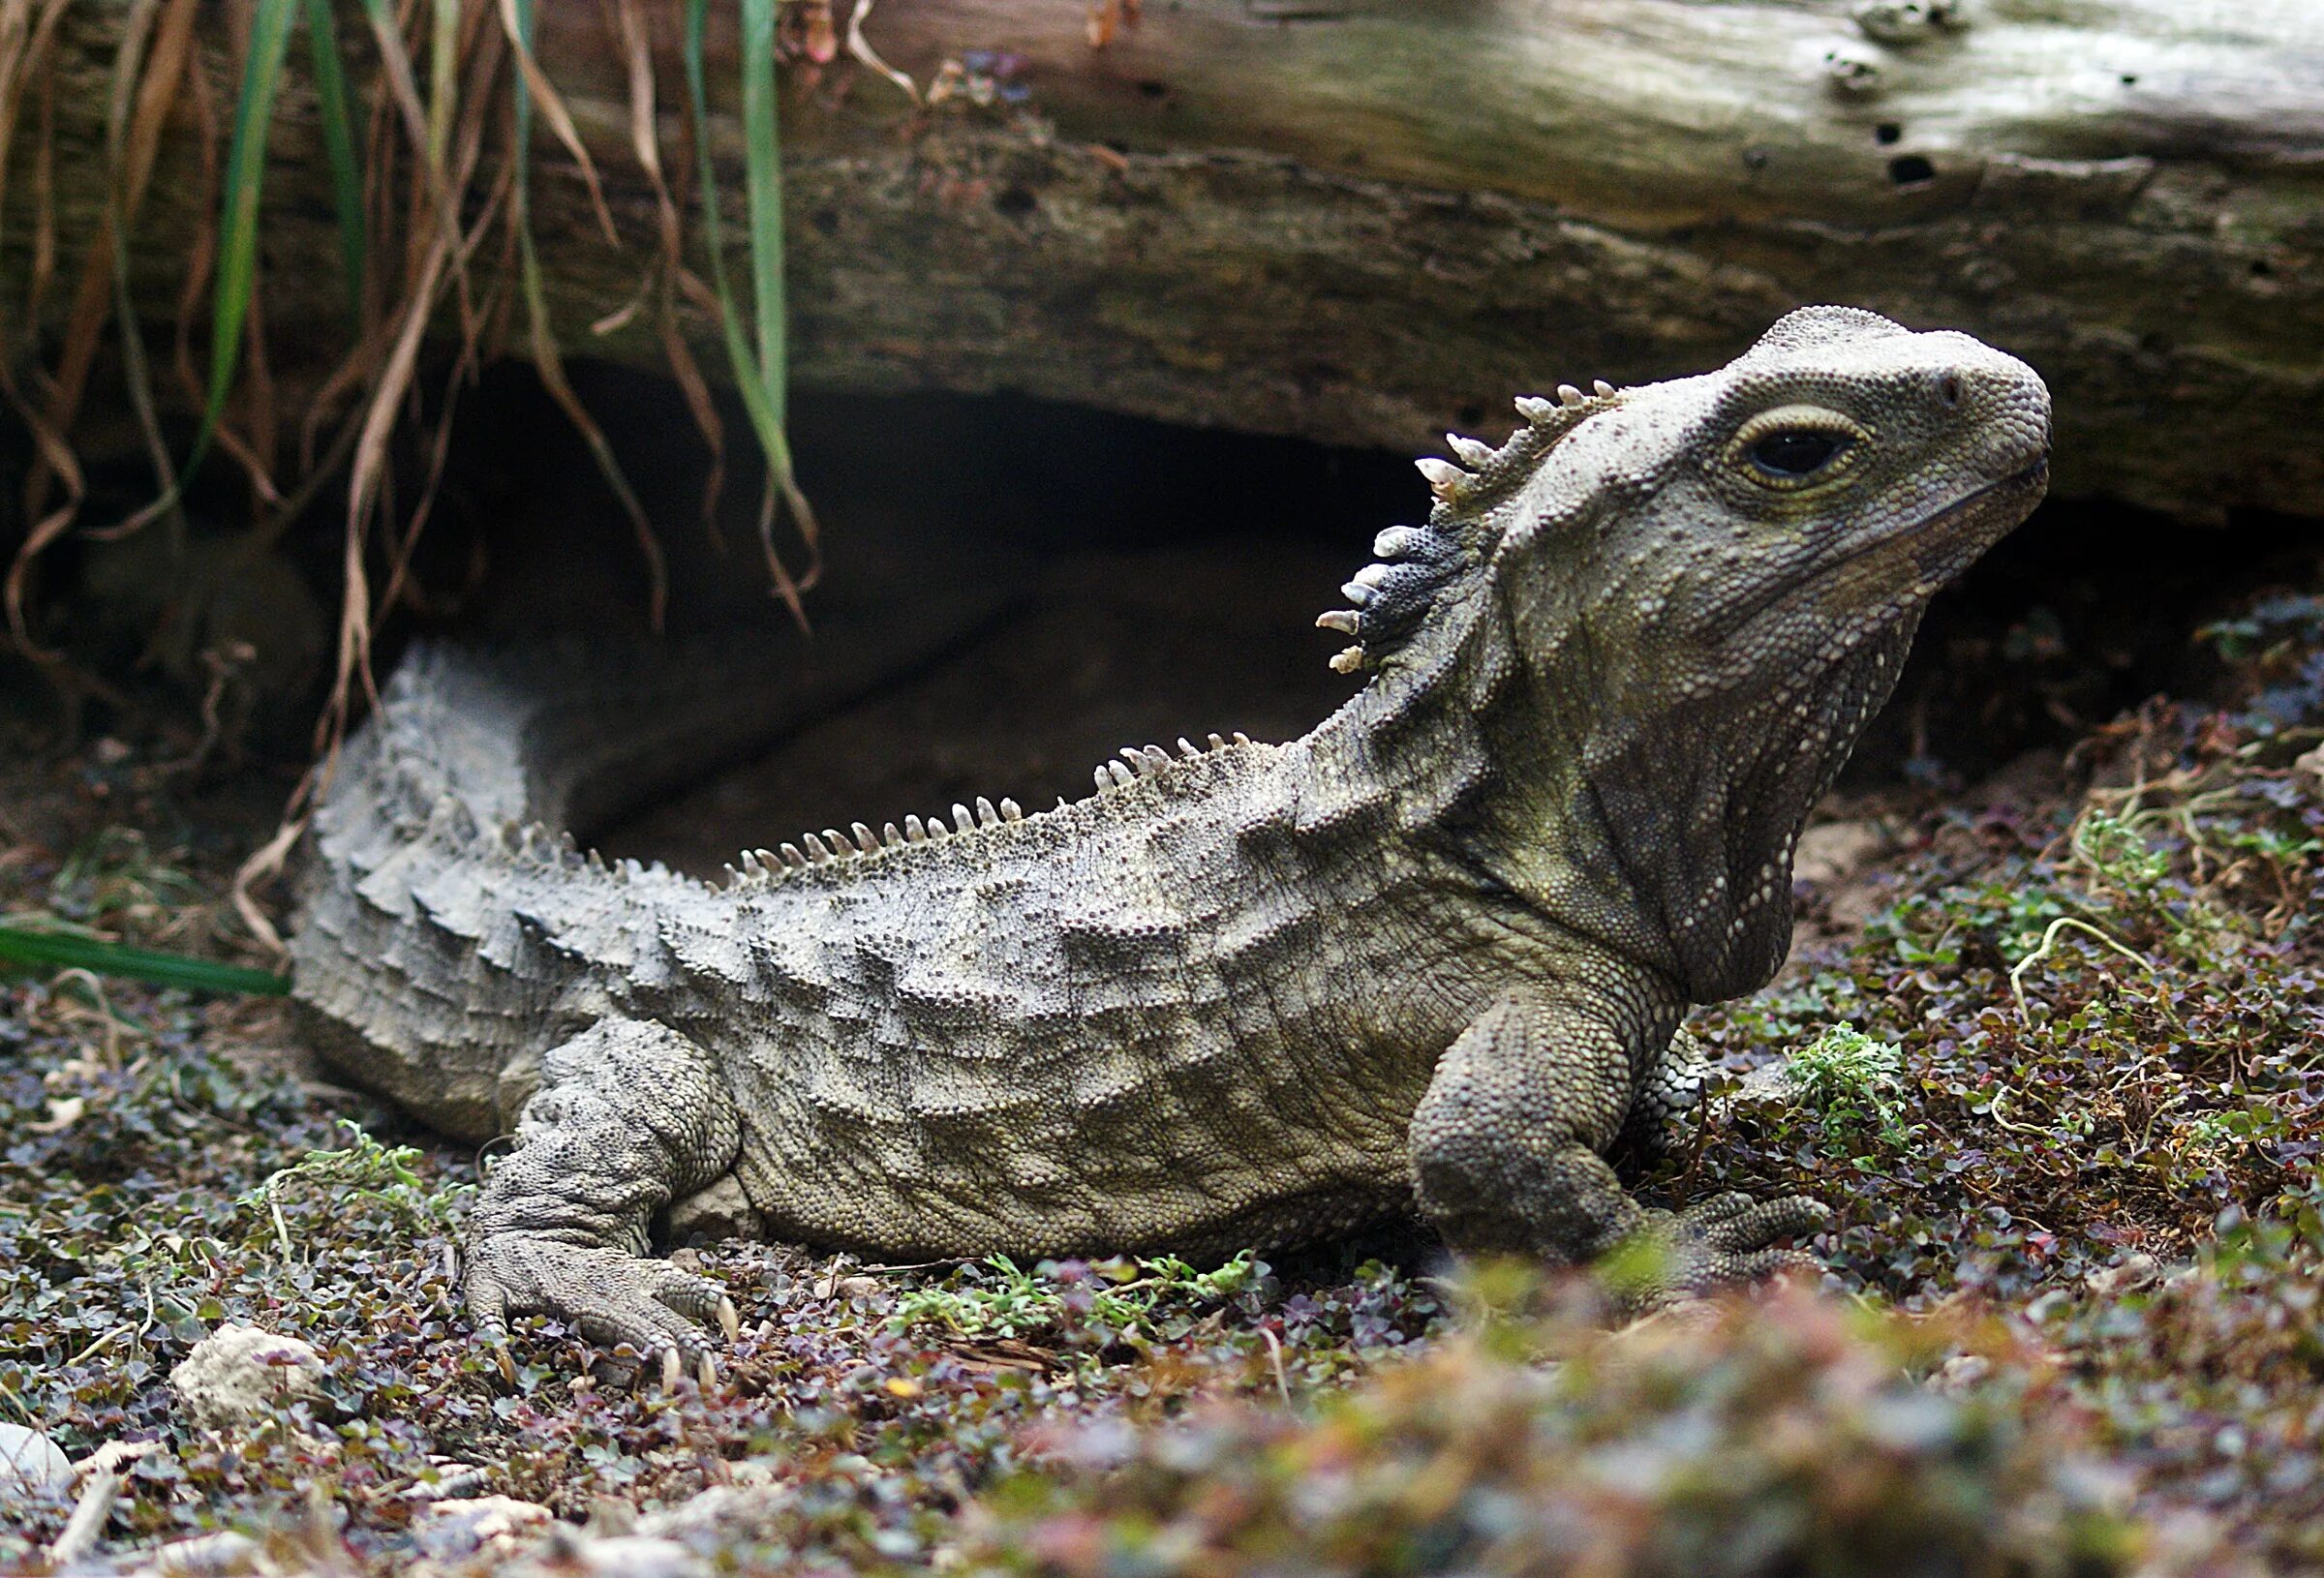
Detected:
[
  {"left": 1593, "top": 379, "right": 1616, "bottom": 397},
  {"left": 999, "top": 798, "right": 1023, "bottom": 821},
  {"left": 1414, "top": 457, "right": 1467, "bottom": 501},
  {"left": 1373, "top": 526, "right": 1421, "bottom": 560},
  {"left": 1515, "top": 394, "right": 1557, "bottom": 423},
  {"left": 1446, "top": 433, "right": 1494, "bottom": 467},
  {"left": 903, "top": 814, "right": 927, "bottom": 842},
  {"left": 1177, "top": 738, "right": 1202, "bottom": 760}
]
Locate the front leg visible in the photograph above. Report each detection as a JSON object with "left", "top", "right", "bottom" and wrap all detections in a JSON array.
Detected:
[
  {"left": 1409, "top": 987, "right": 1824, "bottom": 1304},
  {"left": 465, "top": 1017, "right": 743, "bottom": 1375}
]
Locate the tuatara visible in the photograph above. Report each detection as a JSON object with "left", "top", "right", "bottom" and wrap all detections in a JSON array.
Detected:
[{"left": 291, "top": 307, "right": 2051, "bottom": 1369}]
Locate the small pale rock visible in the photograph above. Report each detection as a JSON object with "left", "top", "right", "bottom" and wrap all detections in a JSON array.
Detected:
[
  {"left": 2086, "top": 1252, "right": 2162, "bottom": 1298},
  {"left": 2294, "top": 742, "right": 2324, "bottom": 789},
  {"left": 1929, "top": 1352, "right": 1992, "bottom": 1394},
  {"left": 0, "top": 1422, "right": 72, "bottom": 1494},
  {"left": 665, "top": 1173, "right": 762, "bottom": 1241},
  {"left": 418, "top": 1495, "right": 555, "bottom": 1558},
  {"left": 169, "top": 1324, "right": 325, "bottom": 1429},
  {"left": 572, "top": 1534, "right": 706, "bottom": 1578},
  {"left": 147, "top": 1529, "right": 263, "bottom": 1577}
]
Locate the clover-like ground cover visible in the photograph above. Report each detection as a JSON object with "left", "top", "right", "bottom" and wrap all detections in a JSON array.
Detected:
[{"left": 0, "top": 592, "right": 2317, "bottom": 1575}]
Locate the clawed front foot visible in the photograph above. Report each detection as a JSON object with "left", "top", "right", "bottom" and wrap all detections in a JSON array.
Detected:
[
  {"left": 466, "top": 1232, "right": 741, "bottom": 1385},
  {"left": 1601, "top": 1191, "right": 1830, "bottom": 1309}
]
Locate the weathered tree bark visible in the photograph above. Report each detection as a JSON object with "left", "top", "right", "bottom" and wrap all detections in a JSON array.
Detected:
[{"left": 13, "top": 1, "right": 2324, "bottom": 521}]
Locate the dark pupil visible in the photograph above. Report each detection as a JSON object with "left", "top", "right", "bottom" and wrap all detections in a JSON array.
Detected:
[{"left": 1750, "top": 431, "right": 1843, "bottom": 476}]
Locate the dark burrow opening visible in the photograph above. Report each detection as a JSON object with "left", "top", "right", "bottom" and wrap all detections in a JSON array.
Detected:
[
  {"left": 511, "top": 364, "right": 2316, "bottom": 875},
  {"left": 15, "top": 357, "right": 2320, "bottom": 876}
]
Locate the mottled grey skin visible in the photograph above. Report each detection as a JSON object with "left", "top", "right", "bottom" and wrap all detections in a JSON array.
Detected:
[{"left": 291, "top": 308, "right": 2051, "bottom": 1366}]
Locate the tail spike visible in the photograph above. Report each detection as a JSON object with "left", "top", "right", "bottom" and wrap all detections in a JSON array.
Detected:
[
  {"left": 1232, "top": 731, "right": 1251, "bottom": 745},
  {"left": 1106, "top": 760, "right": 1135, "bottom": 788},
  {"left": 882, "top": 822, "right": 904, "bottom": 848},
  {"left": 1557, "top": 383, "right": 1586, "bottom": 406},
  {"left": 1515, "top": 394, "right": 1558, "bottom": 423},
  {"left": 1593, "top": 379, "right": 1616, "bottom": 397},
  {"left": 1207, "top": 733, "right": 1228, "bottom": 750},
  {"left": 1141, "top": 745, "right": 1171, "bottom": 772},
  {"left": 998, "top": 798, "right": 1024, "bottom": 822},
  {"left": 823, "top": 828, "right": 856, "bottom": 856},
  {"left": 951, "top": 803, "right": 974, "bottom": 834},
  {"left": 1177, "top": 738, "right": 1202, "bottom": 760},
  {"left": 780, "top": 843, "right": 808, "bottom": 868},
  {"left": 803, "top": 834, "right": 834, "bottom": 864},
  {"left": 1093, "top": 765, "right": 1113, "bottom": 793},
  {"left": 927, "top": 814, "right": 951, "bottom": 838},
  {"left": 851, "top": 822, "right": 878, "bottom": 852},
  {"left": 975, "top": 797, "right": 1000, "bottom": 828},
  {"left": 904, "top": 814, "right": 928, "bottom": 842},
  {"left": 1446, "top": 434, "right": 1494, "bottom": 467}
]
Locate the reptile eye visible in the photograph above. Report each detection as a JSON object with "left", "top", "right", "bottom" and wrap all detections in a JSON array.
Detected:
[{"left": 1747, "top": 431, "right": 1847, "bottom": 477}]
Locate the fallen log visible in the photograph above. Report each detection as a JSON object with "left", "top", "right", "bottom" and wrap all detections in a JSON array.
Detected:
[{"left": 10, "top": 0, "right": 2323, "bottom": 522}]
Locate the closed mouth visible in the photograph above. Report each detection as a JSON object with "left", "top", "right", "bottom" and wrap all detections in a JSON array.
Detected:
[{"left": 1728, "top": 458, "right": 2049, "bottom": 626}]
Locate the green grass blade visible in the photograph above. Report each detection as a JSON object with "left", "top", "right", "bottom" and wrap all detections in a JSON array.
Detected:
[
  {"left": 739, "top": 0, "right": 786, "bottom": 435},
  {"left": 0, "top": 926, "right": 290, "bottom": 996},
  {"left": 301, "top": 0, "right": 365, "bottom": 327},
  {"left": 688, "top": 0, "right": 802, "bottom": 509},
  {"left": 187, "top": 0, "right": 298, "bottom": 484}
]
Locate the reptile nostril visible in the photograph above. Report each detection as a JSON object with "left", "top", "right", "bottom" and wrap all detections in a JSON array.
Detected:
[{"left": 1938, "top": 373, "right": 1964, "bottom": 409}]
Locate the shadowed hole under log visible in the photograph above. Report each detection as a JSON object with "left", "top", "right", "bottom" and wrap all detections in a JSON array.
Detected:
[
  {"left": 441, "top": 363, "right": 2308, "bottom": 878},
  {"left": 9, "top": 356, "right": 2304, "bottom": 870}
]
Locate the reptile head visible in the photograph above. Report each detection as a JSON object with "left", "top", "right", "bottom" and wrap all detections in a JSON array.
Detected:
[
  {"left": 1352, "top": 308, "right": 2050, "bottom": 1001},
  {"left": 1499, "top": 305, "right": 2050, "bottom": 693}
]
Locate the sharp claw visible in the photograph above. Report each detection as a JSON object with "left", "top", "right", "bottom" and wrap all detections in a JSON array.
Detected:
[
  {"left": 698, "top": 1352, "right": 718, "bottom": 1388},
  {"left": 660, "top": 1347, "right": 684, "bottom": 1391},
  {"left": 717, "top": 1295, "right": 740, "bottom": 1344}
]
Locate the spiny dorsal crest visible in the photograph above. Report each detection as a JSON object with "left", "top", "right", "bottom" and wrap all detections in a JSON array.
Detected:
[
  {"left": 1089, "top": 733, "right": 1248, "bottom": 793},
  {"left": 718, "top": 729, "right": 1255, "bottom": 891},
  {"left": 1318, "top": 379, "right": 1623, "bottom": 673},
  {"left": 721, "top": 796, "right": 1028, "bottom": 889}
]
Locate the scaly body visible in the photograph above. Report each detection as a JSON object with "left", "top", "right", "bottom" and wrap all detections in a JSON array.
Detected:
[{"left": 291, "top": 308, "right": 2051, "bottom": 1363}]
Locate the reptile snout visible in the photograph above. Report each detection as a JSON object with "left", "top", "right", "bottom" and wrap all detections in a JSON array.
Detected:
[{"left": 1941, "top": 348, "right": 2052, "bottom": 484}]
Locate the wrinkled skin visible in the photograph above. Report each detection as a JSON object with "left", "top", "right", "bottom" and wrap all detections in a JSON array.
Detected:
[{"left": 292, "top": 307, "right": 2051, "bottom": 1367}]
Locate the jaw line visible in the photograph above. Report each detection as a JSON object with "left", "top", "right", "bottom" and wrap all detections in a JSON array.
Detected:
[{"left": 1726, "top": 459, "right": 2049, "bottom": 628}]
